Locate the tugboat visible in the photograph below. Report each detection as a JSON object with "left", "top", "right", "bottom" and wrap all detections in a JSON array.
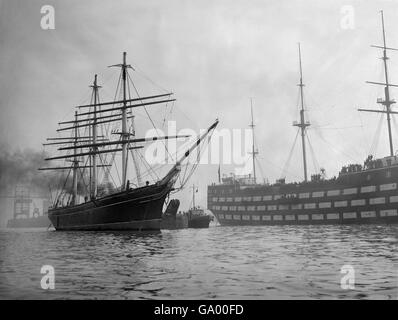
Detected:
[
  {"left": 40, "top": 52, "right": 219, "bottom": 231},
  {"left": 208, "top": 12, "right": 398, "bottom": 226},
  {"left": 187, "top": 185, "right": 212, "bottom": 228}
]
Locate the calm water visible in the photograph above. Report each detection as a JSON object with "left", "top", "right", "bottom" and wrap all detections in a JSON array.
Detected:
[{"left": 0, "top": 224, "right": 397, "bottom": 299}]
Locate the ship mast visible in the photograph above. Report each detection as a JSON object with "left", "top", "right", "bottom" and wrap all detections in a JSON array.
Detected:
[
  {"left": 90, "top": 74, "right": 101, "bottom": 199},
  {"left": 358, "top": 11, "right": 398, "bottom": 157},
  {"left": 380, "top": 11, "right": 394, "bottom": 156},
  {"left": 192, "top": 184, "right": 196, "bottom": 208},
  {"left": 293, "top": 43, "right": 310, "bottom": 182},
  {"left": 249, "top": 98, "right": 258, "bottom": 183},
  {"left": 72, "top": 111, "right": 78, "bottom": 205},
  {"left": 121, "top": 52, "right": 129, "bottom": 190},
  {"left": 108, "top": 52, "right": 132, "bottom": 191}
]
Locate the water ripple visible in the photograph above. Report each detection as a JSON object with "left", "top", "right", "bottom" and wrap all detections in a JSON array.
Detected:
[{"left": 0, "top": 225, "right": 397, "bottom": 299}]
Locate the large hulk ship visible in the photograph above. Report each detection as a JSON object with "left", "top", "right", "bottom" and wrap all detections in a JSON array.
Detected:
[{"left": 208, "top": 12, "right": 398, "bottom": 226}]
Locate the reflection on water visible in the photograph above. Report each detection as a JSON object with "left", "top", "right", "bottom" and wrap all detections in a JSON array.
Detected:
[{"left": 0, "top": 225, "right": 397, "bottom": 299}]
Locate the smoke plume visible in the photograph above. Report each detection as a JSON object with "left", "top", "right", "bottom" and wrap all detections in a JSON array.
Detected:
[{"left": 0, "top": 144, "right": 57, "bottom": 196}]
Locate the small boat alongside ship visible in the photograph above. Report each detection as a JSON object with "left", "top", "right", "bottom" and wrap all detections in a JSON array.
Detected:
[
  {"left": 161, "top": 186, "right": 212, "bottom": 229},
  {"left": 40, "top": 52, "right": 218, "bottom": 231},
  {"left": 186, "top": 185, "right": 212, "bottom": 228},
  {"left": 187, "top": 207, "right": 212, "bottom": 228},
  {"left": 208, "top": 12, "right": 398, "bottom": 226}
]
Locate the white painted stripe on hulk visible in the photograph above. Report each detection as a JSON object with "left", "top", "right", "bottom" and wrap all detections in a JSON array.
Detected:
[
  {"left": 312, "top": 214, "right": 324, "bottom": 220},
  {"left": 351, "top": 199, "right": 366, "bottom": 206},
  {"left": 360, "top": 211, "right": 376, "bottom": 218},
  {"left": 319, "top": 202, "right": 331, "bottom": 208},
  {"left": 292, "top": 204, "right": 302, "bottom": 210},
  {"left": 380, "top": 209, "right": 398, "bottom": 217},
  {"left": 343, "top": 212, "right": 357, "bottom": 219},
  {"left": 390, "top": 196, "right": 398, "bottom": 203},
  {"left": 370, "top": 197, "right": 385, "bottom": 204},
  {"left": 327, "top": 213, "right": 340, "bottom": 220},
  {"left": 298, "top": 214, "right": 309, "bottom": 220},
  {"left": 304, "top": 203, "right": 316, "bottom": 209},
  {"left": 361, "top": 185, "right": 376, "bottom": 193},
  {"left": 327, "top": 190, "right": 340, "bottom": 196},
  {"left": 380, "top": 183, "right": 397, "bottom": 191},
  {"left": 343, "top": 188, "right": 357, "bottom": 195},
  {"left": 299, "top": 193, "right": 310, "bottom": 199},
  {"left": 335, "top": 201, "right": 347, "bottom": 207}
]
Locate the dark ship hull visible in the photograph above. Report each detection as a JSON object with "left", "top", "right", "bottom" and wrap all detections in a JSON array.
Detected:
[
  {"left": 7, "top": 215, "right": 51, "bottom": 228},
  {"left": 49, "top": 180, "right": 173, "bottom": 231},
  {"left": 188, "top": 215, "right": 211, "bottom": 228},
  {"left": 208, "top": 158, "right": 398, "bottom": 226}
]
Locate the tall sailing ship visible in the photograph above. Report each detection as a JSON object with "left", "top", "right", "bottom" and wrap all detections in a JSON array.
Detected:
[
  {"left": 41, "top": 52, "right": 218, "bottom": 231},
  {"left": 208, "top": 12, "right": 398, "bottom": 226}
]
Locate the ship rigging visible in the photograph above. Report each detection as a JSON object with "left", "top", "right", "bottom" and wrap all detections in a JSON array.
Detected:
[
  {"left": 358, "top": 10, "right": 398, "bottom": 157},
  {"left": 40, "top": 52, "right": 219, "bottom": 230}
]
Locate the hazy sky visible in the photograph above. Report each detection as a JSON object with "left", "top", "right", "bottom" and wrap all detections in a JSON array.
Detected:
[{"left": 1, "top": 0, "right": 398, "bottom": 209}]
